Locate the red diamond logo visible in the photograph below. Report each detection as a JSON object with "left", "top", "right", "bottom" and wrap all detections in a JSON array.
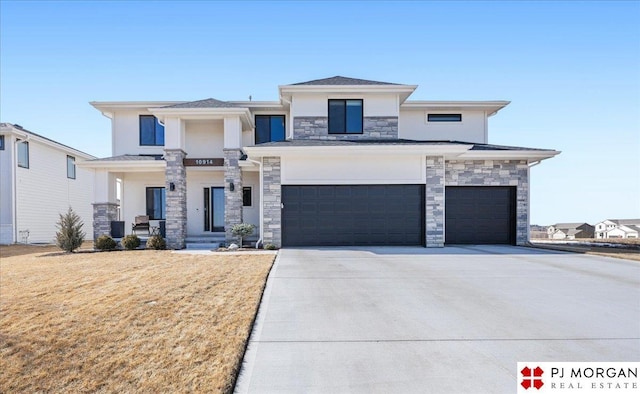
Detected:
[{"left": 521, "top": 366, "right": 544, "bottom": 390}]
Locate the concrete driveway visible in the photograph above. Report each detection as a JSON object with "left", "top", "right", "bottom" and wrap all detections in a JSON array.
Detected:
[{"left": 235, "top": 246, "right": 640, "bottom": 393}]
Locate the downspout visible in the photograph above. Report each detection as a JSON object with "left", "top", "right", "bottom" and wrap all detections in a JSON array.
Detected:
[{"left": 245, "top": 157, "right": 264, "bottom": 248}]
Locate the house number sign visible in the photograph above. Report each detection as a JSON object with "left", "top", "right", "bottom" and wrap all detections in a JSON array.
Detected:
[{"left": 183, "top": 158, "right": 224, "bottom": 167}]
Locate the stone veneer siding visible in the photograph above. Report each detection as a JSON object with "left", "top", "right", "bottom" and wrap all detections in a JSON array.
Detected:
[
  {"left": 224, "top": 149, "right": 243, "bottom": 245},
  {"left": 445, "top": 160, "right": 529, "bottom": 245},
  {"left": 293, "top": 116, "right": 398, "bottom": 140},
  {"left": 262, "top": 156, "right": 282, "bottom": 247},
  {"left": 425, "top": 156, "right": 445, "bottom": 247},
  {"left": 92, "top": 202, "right": 118, "bottom": 241},
  {"left": 164, "top": 149, "right": 187, "bottom": 249}
]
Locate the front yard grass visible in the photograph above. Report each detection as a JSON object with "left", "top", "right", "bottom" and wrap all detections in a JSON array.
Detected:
[{"left": 0, "top": 247, "right": 274, "bottom": 393}]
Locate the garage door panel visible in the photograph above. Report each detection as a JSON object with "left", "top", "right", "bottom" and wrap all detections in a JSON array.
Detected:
[
  {"left": 282, "top": 185, "right": 425, "bottom": 246},
  {"left": 445, "top": 186, "right": 516, "bottom": 245}
]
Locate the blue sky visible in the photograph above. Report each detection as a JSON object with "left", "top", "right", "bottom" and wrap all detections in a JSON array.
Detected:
[{"left": 1, "top": 1, "right": 639, "bottom": 225}]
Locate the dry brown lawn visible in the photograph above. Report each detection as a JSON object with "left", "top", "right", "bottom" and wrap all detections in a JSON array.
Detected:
[{"left": 0, "top": 247, "right": 274, "bottom": 393}]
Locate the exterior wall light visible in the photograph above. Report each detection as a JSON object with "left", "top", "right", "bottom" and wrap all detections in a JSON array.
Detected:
[
  {"left": 169, "top": 182, "right": 175, "bottom": 191},
  {"left": 229, "top": 182, "right": 235, "bottom": 191}
]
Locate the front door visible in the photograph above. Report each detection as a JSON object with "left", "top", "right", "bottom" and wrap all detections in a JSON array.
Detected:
[{"left": 204, "top": 187, "right": 225, "bottom": 232}]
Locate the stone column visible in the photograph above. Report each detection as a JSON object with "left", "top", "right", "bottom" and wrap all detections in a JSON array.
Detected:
[
  {"left": 262, "top": 156, "right": 282, "bottom": 248},
  {"left": 425, "top": 156, "right": 445, "bottom": 247},
  {"left": 165, "top": 149, "right": 187, "bottom": 249},
  {"left": 92, "top": 202, "right": 119, "bottom": 241},
  {"left": 224, "top": 149, "right": 243, "bottom": 245}
]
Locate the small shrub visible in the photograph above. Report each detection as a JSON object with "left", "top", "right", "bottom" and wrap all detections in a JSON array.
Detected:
[
  {"left": 264, "top": 243, "right": 278, "bottom": 250},
  {"left": 95, "top": 235, "right": 117, "bottom": 251},
  {"left": 55, "top": 207, "right": 85, "bottom": 252},
  {"left": 146, "top": 235, "right": 166, "bottom": 250},
  {"left": 122, "top": 234, "right": 141, "bottom": 250},
  {"left": 231, "top": 223, "right": 255, "bottom": 247}
]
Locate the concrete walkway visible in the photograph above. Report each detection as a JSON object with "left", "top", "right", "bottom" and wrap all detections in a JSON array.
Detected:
[{"left": 234, "top": 246, "right": 640, "bottom": 393}]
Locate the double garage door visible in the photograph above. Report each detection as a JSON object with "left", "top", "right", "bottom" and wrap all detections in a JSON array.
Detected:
[{"left": 281, "top": 185, "right": 516, "bottom": 247}]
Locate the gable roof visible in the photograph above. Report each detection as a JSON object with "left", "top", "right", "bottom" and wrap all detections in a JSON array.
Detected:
[
  {"left": 0, "top": 123, "right": 96, "bottom": 159},
  {"left": 291, "top": 76, "right": 400, "bottom": 86},
  {"left": 162, "top": 98, "right": 237, "bottom": 109},
  {"left": 551, "top": 223, "right": 591, "bottom": 230}
]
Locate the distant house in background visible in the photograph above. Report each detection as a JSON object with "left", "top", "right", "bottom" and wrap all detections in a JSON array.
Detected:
[
  {"left": 595, "top": 219, "right": 640, "bottom": 239},
  {"left": 0, "top": 123, "right": 96, "bottom": 244},
  {"left": 547, "top": 223, "right": 594, "bottom": 240}
]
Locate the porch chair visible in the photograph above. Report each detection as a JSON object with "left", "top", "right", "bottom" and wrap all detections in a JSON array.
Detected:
[{"left": 132, "top": 215, "right": 150, "bottom": 235}]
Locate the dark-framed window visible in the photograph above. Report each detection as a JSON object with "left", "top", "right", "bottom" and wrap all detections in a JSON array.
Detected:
[
  {"left": 243, "top": 186, "right": 252, "bottom": 207},
  {"left": 328, "top": 99, "right": 363, "bottom": 134},
  {"left": 255, "top": 115, "right": 285, "bottom": 144},
  {"left": 146, "top": 187, "right": 166, "bottom": 220},
  {"left": 427, "top": 114, "right": 462, "bottom": 122},
  {"left": 67, "top": 155, "right": 76, "bottom": 179},
  {"left": 140, "top": 115, "right": 165, "bottom": 146},
  {"left": 0, "top": 135, "right": 5, "bottom": 150},
  {"left": 17, "top": 141, "right": 29, "bottom": 168}
]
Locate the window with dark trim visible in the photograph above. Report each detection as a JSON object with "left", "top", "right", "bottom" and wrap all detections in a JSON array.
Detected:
[
  {"left": 0, "top": 135, "right": 5, "bottom": 150},
  {"left": 427, "top": 114, "right": 462, "bottom": 122},
  {"left": 67, "top": 155, "right": 76, "bottom": 179},
  {"left": 17, "top": 141, "right": 29, "bottom": 168},
  {"left": 146, "top": 187, "right": 166, "bottom": 220},
  {"left": 255, "top": 115, "right": 285, "bottom": 144},
  {"left": 329, "top": 99, "right": 363, "bottom": 134},
  {"left": 243, "top": 186, "right": 252, "bottom": 207},
  {"left": 139, "top": 115, "right": 165, "bottom": 146}
]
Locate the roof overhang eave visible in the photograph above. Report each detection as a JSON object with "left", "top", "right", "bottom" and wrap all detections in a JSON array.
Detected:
[
  {"left": 457, "top": 150, "right": 561, "bottom": 160},
  {"left": 244, "top": 144, "right": 473, "bottom": 158},
  {"left": 77, "top": 160, "right": 166, "bottom": 171}
]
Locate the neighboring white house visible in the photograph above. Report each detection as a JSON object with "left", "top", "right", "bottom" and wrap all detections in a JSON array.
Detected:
[
  {"left": 80, "top": 76, "right": 559, "bottom": 249},
  {"left": 0, "top": 123, "right": 96, "bottom": 244},
  {"left": 595, "top": 219, "right": 640, "bottom": 239},
  {"left": 546, "top": 223, "right": 594, "bottom": 240}
]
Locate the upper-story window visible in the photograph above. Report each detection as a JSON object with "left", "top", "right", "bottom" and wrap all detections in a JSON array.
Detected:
[
  {"left": 140, "top": 115, "right": 165, "bottom": 146},
  {"left": 329, "top": 99, "right": 363, "bottom": 134},
  {"left": 67, "top": 155, "right": 76, "bottom": 179},
  {"left": 427, "top": 114, "right": 462, "bottom": 122},
  {"left": 255, "top": 115, "right": 285, "bottom": 144},
  {"left": 0, "top": 135, "right": 5, "bottom": 150},
  {"left": 17, "top": 141, "right": 29, "bottom": 168}
]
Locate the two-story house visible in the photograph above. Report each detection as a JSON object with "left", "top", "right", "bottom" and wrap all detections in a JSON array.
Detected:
[
  {"left": 595, "top": 219, "right": 640, "bottom": 239},
  {"left": 0, "top": 123, "right": 95, "bottom": 244},
  {"left": 546, "top": 223, "right": 594, "bottom": 240},
  {"left": 81, "top": 76, "right": 559, "bottom": 249}
]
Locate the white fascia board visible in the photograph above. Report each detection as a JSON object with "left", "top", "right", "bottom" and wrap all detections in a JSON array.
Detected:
[
  {"left": 90, "top": 101, "right": 182, "bottom": 113},
  {"left": 402, "top": 101, "right": 510, "bottom": 116},
  {"left": 244, "top": 144, "right": 472, "bottom": 158},
  {"left": 76, "top": 160, "right": 166, "bottom": 172},
  {"left": 149, "top": 107, "right": 254, "bottom": 128},
  {"left": 457, "top": 150, "right": 561, "bottom": 160}
]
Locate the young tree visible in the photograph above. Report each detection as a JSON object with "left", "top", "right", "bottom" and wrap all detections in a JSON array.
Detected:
[
  {"left": 55, "top": 207, "right": 85, "bottom": 252},
  {"left": 231, "top": 223, "right": 255, "bottom": 248}
]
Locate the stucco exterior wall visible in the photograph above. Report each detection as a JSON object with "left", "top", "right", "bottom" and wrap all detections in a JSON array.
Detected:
[
  {"left": 112, "top": 109, "right": 165, "bottom": 157},
  {"left": 184, "top": 119, "right": 224, "bottom": 159},
  {"left": 119, "top": 171, "right": 165, "bottom": 236},
  {"left": 399, "top": 109, "right": 487, "bottom": 143}
]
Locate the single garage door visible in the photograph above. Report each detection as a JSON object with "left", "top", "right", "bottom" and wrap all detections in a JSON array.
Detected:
[
  {"left": 445, "top": 186, "right": 516, "bottom": 245},
  {"left": 282, "top": 185, "right": 425, "bottom": 247}
]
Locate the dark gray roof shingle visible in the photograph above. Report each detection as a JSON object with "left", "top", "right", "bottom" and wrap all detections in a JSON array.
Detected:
[
  {"left": 163, "top": 98, "right": 236, "bottom": 109},
  {"left": 291, "top": 76, "right": 400, "bottom": 86}
]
